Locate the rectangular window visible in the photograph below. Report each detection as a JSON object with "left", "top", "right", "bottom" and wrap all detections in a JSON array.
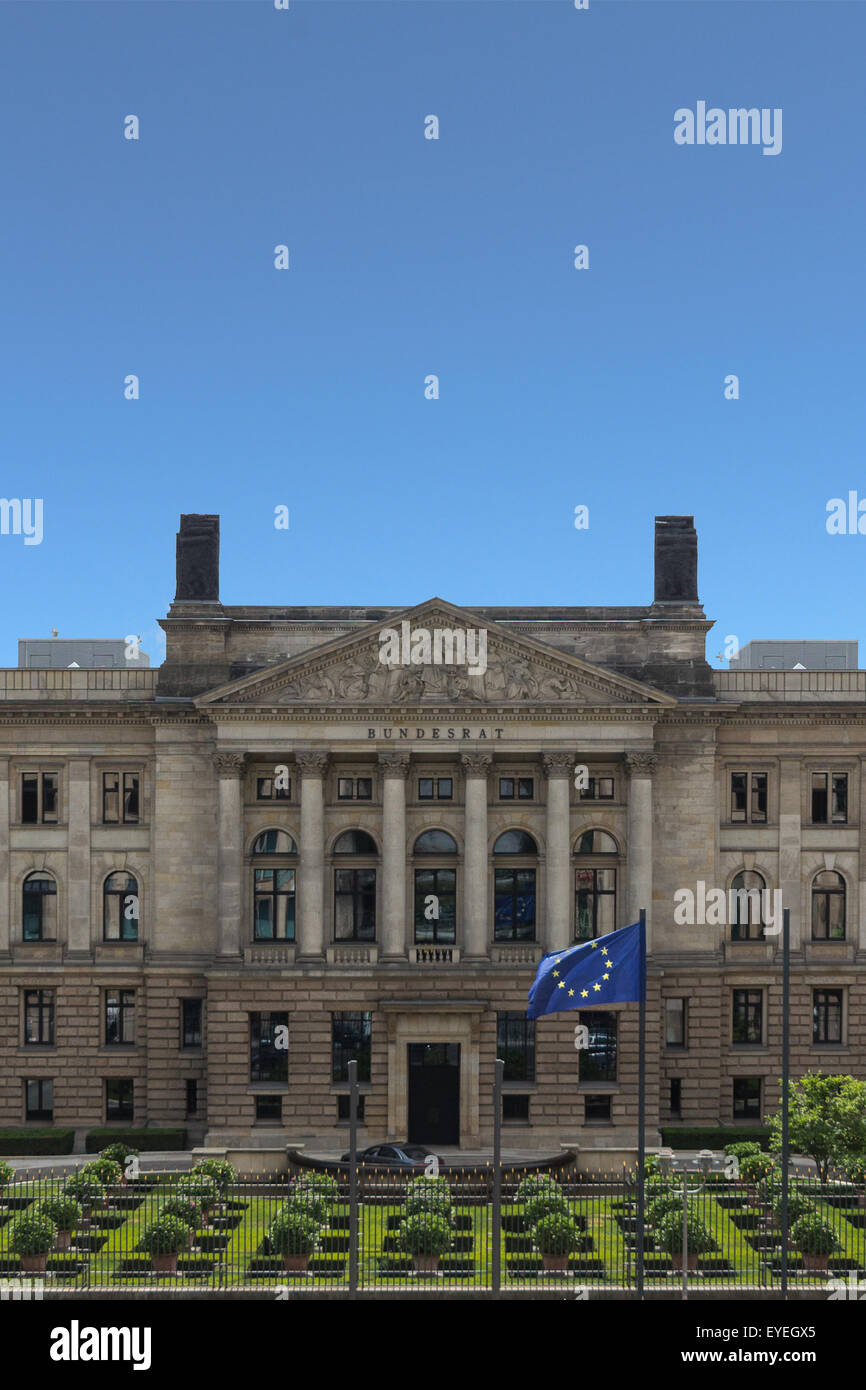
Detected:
[
  {"left": 494, "top": 868, "right": 536, "bottom": 941},
  {"left": 24, "top": 989, "right": 55, "bottom": 1045},
  {"left": 254, "top": 867, "right": 296, "bottom": 941},
  {"left": 250, "top": 1012, "right": 289, "bottom": 1083},
  {"left": 418, "top": 778, "right": 434, "bottom": 800},
  {"left": 334, "top": 869, "right": 376, "bottom": 940},
  {"left": 123, "top": 774, "right": 139, "bottom": 822},
  {"left": 670, "top": 1078, "right": 682, "bottom": 1117},
  {"left": 732, "top": 989, "right": 763, "bottom": 1045},
  {"left": 732, "top": 1077, "right": 761, "bottom": 1121},
  {"left": 21, "top": 771, "right": 59, "bottom": 824},
  {"left": 185, "top": 1079, "right": 198, "bottom": 1116},
  {"left": 356, "top": 778, "right": 372, "bottom": 800},
  {"left": 338, "top": 778, "right": 354, "bottom": 799},
  {"left": 730, "top": 772, "right": 767, "bottom": 823},
  {"left": 181, "top": 999, "right": 202, "bottom": 1049},
  {"left": 813, "top": 989, "right": 843, "bottom": 1045},
  {"left": 332, "top": 1012, "right": 372, "bottom": 1083},
  {"left": 414, "top": 867, "right": 456, "bottom": 944},
  {"left": 102, "top": 772, "right": 139, "bottom": 824},
  {"left": 25, "top": 1079, "right": 53, "bottom": 1122},
  {"left": 574, "top": 867, "right": 616, "bottom": 940},
  {"left": 579, "top": 1011, "right": 617, "bottom": 1083},
  {"left": 517, "top": 778, "right": 534, "bottom": 799},
  {"left": 106, "top": 1079, "right": 134, "bottom": 1123},
  {"left": 437, "top": 778, "right": 453, "bottom": 799},
  {"left": 581, "top": 776, "right": 615, "bottom": 800},
  {"left": 419, "top": 777, "right": 453, "bottom": 800},
  {"left": 664, "top": 998, "right": 686, "bottom": 1048},
  {"left": 502, "top": 1094, "right": 530, "bottom": 1123},
  {"left": 584, "top": 1095, "right": 611, "bottom": 1123},
  {"left": 257, "top": 776, "right": 290, "bottom": 800},
  {"left": 499, "top": 777, "right": 514, "bottom": 799},
  {"left": 105, "top": 990, "right": 135, "bottom": 1046},
  {"left": 255, "top": 1095, "right": 283, "bottom": 1123},
  {"left": 337, "top": 1094, "right": 366, "bottom": 1122},
  {"left": 103, "top": 772, "right": 120, "bottom": 823},
  {"left": 812, "top": 772, "right": 848, "bottom": 824},
  {"left": 497, "top": 1013, "right": 536, "bottom": 1082}
]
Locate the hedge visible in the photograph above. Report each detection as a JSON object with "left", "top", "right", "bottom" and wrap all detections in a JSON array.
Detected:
[
  {"left": 0, "top": 1129, "right": 75, "bottom": 1156},
  {"left": 660, "top": 1127, "right": 771, "bottom": 1151},
  {"left": 85, "top": 1129, "right": 187, "bottom": 1153}
]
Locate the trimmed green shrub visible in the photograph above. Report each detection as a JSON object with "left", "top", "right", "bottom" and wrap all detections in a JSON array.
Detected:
[
  {"left": 403, "top": 1176, "right": 453, "bottom": 1221},
  {"left": 654, "top": 1211, "right": 715, "bottom": 1255},
  {"left": 269, "top": 1207, "right": 322, "bottom": 1256},
  {"left": 81, "top": 1157, "right": 122, "bottom": 1186},
  {"left": 99, "top": 1142, "right": 139, "bottom": 1167},
  {"left": 85, "top": 1128, "right": 186, "bottom": 1154},
  {"left": 791, "top": 1213, "right": 840, "bottom": 1256},
  {"left": 161, "top": 1197, "right": 201, "bottom": 1229},
  {"left": 516, "top": 1174, "right": 562, "bottom": 1205},
  {"left": 841, "top": 1156, "right": 866, "bottom": 1183},
  {"left": 9, "top": 1210, "right": 57, "bottom": 1255},
  {"left": 175, "top": 1173, "right": 218, "bottom": 1206},
  {"left": 522, "top": 1189, "right": 568, "bottom": 1227},
  {"left": 192, "top": 1159, "right": 236, "bottom": 1196},
  {"left": 646, "top": 1193, "right": 686, "bottom": 1226},
  {"left": 661, "top": 1127, "right": 770, "bottom": 1151},
  {"left": 0, "top": 1128, "right": 75, "bottom": 1156},
  {"left": 35, "top": 1195, "right": 82, "bottom": 1232},
  {"left": 0, "top": 1160, "right": 14, "bottom": 1188},
  {"left": 643, "top": 1156, "right": 661, "bottom": 1178},
  {"left": 286, "top": 1173, "right": 339, "bottom": 1223},
  {"left": 724, "top": 1142, "right": 763, "bottom": 1161},
  {"left": 740, "top": 1153, "right": 777, "bottom": 1183},
  {"left": 140, "top": 1215, "right": 191, "bottom": 1256},
  {"left": 532, "top": 1212, "right": 580, "bottom": 1256},
  {"left": 771, "top": 1190, "right": 814, "bottom": 1225},
  {"left": 397, "top": 1211, "right": 453, "bottom": 1257},
  {"left": 63, "top": 1172, "right": 105, "bottom": 1207}
]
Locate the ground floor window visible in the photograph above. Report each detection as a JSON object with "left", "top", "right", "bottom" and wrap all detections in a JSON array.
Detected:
[
  {"left": 732, "top": 1077, "right": 761, "bottom": 1120},
  {"left": 337, "top": 1094, "right": 366, "bottom": 1122},
  {"left": 255, "top": 1095, "right": 283, "bottom": 1123},
  {"left": 502, "top": 1094, "right": 530, "bottom": 1123},
  {"left": 25, "top": 1078, "right": 53, "bottom": 1121},
  {"left": 584, "top": 1094, "right": 611, "bottom": 1123},
  {"left": 105, "top": 1078, "right": 133, "bottom": 1123}
]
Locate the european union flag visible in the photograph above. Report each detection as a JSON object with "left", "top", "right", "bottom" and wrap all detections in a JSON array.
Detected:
[{"left": 526, "top": 920, "right": 645, "bottom": 1019}]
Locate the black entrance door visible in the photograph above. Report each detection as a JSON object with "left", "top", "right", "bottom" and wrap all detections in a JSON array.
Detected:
[{"left": 407, "top": 1043, "right": 460, "bottom": 1145}]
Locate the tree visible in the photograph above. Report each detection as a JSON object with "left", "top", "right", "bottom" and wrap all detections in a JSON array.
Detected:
[{"left": 766, "top": 1073, "right": 866, "bottom": 1181}]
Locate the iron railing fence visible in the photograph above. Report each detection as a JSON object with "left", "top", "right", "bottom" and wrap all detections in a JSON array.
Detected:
[{"left": 0, "top": 1169, "right": 864, "bottom": 1295}]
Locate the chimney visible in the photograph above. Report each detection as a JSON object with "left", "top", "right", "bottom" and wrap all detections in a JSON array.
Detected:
[
  {"left": 174, "top": 514, "right": 220, "bottom": 603},
  {"left": 654, "top": 515, "right": 699, "bottom": 604}
]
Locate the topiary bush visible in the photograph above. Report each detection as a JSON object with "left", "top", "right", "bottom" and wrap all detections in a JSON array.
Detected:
[
  {"left": 192, "top": 1159, "right": 236, "bottom": 1196},
  {"left": 140, "top": 1215, "right": 191, "bottom": 1256},
  {"left": 161, "top": 1197, "right": 201, "bottom": 1229},
  {"left": 0, "top": 1160, "right": 13, "bottom": 1189},
  {"left": 403, "top": 1176, "right": 454, "bottom": 1221},
  {"left": 81, "top": 1157, "right": 122, "bottom": 1186},
  {"left": 841, "top": 1156, "right": 866, "bottom": 1183},
  {"left": 63, "top": 1172, "right": 105, "bottom": 1207},
  {"left": 287, "top": 1173, "right": 340, "bottom": 1223},
  {"left": 646, "top": 1192, "right": 687, "bottom": 1227},
  {"left": 99, "top": 1142, "right": 139, "bottom": 1168},
  {"left": 516, "top": 1174, "right": 562, "bottom": 1205},
  {"left": 791, "top": 1213, "right": 840, "bottom": 1256},
  {"left": 740, "top": 1153, "right": 777, "bottom": 1184},
  {"left": 269, "top": 1207, "right": 322, "bottom": 1256},
  {"left": 771, "top": 1190, "right": 814, "bottom": 1226},
  {"left": 654, "top": 1211, "right": 716, "bottom": 1255},
  {"left": 397, "top": 1211, "right": 453, "bottom": 1257},
  {"left": 724, "top": 1141, "right": 763, "bottom": 1161},
  {"left": 35, "top": 1195, "right": 82, "bottom": 1233},
  {"left": 532, "top": 1211, "right": 580, "bottom": 1256},
  {"left": 175, "top": 1173, "right": 218, "bottom": 1207},
  {"left": 9, "top": 1210, "right": 57, "bottom": 1256}
]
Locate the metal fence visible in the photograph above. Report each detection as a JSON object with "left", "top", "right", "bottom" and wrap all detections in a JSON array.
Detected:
[{"left": 1, "top": 1168, "right": 864, "bottom": 1295}]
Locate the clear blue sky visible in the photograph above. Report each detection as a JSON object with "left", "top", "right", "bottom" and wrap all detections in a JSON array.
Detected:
[{"left": 1, "top": 0, "right": 863, "bottom": 669}]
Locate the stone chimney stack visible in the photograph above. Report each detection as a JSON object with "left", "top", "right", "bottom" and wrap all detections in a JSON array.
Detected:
[
  {"left": 654, "top": 515, "right": 699, "bottom": 604},
  {"left": 174, "top": 514, "right": 220, "bottom": 604}
]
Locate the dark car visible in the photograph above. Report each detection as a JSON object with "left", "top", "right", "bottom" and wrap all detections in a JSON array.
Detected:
[{"left": 339, "top": 1143, "right": 444, "bottom": 1172}]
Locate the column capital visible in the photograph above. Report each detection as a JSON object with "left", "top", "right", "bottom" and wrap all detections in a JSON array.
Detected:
[
  {"left": 378, "top": 751, "right": 411, "bottom": 778},
  {"left": 214, "top": 752, "right": 245, "bottom": 778},
  {"left": 460, "top": 751, "right": 493, "bottom": 776},
  {"left": 296, "top": 751, "right": 329, "bottom": 778},
  {"left": 542, "top": 753, "right": 574, "bottom": 778},
  {"left": 625, "top": 752, "right": 658, "bottom": 777}
]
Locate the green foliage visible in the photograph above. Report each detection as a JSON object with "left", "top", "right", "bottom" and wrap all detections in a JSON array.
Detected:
[
  {"left": 654, "top": 1210, "right": 715, "bottom": 1255},
  {"left": 840, "top": 1156, "right": 866, "bottom": 1183},
  {"left": 646, "top": 1192, "right": 685, "bottom": 1226},
  {"left": 193, "top": 1159, "right": 236, "bottom": 1196},
  {"left": 9, "top": 1210, "right": 57, "bottom": 1255},
  {"left": 81, "top": 1157, "right": 122, "bottom": 1186},
  {"left": 723, "top": 1142, "right": 763, "bottom": 1161},
  {"left": 767, "top": 1074, "right": 866, "bottom": 1182},
  {"left": 175, "top": 1173, "right": 218, "bottom": 1206},
  {"left": 269, "top": 1207, "right": 322, "bottom": 1256},
  {"left": 161, "top": 1197, "right": 201, "bottom": 1228},
  {"left": 516, "top": 1174, "right": 562, "bottom": 1205},
  {"left": 35, "top": 1195, "right": 82, "bottom": 1232},
  {"left": 0, "top": 1161, "right": 13, "bottom": 1188},
  {"left": 0, "top": 1128, "right": 75, "bottom": 1156},
  {"left": 85, "top": 1128, "right": 186, "bottom": 1153},
  {"left": 523, "top": 1190, "right": 568, "bottom": 1226},
  {"left": 63, "top": 1171, "right": 105, "bottom": 1206},
  {"left": 770, "top": 1190, "right": 814, "bottom": 1225},
  {"left": 397, "top": 1211, "right": 453, "bottom": 1256},
  {"left": 287, "top": 1173, "right": 340, "bottom": 1223},
  {"left": 790, "top": 1212, "right": 841, "bottom": 1256},
  {"left": 532, "top": 1212, "right": 580, "bottom": 1256},
  {"left": 643, "top": 1156, "right": 661, "bottom": 1178},
  {"left": 140, "top": 1215, "right": 191, "bottom": 1256},
  {"left": 403, "top": 1176, "right": 453, "bottom": 1221},
  {"left": 661, "top": 1127, "right": 770, "bottom": 1151},
  {"left": 740, "top": 1153, "right": 777, "bottom": 1183},
  {"left": 99, "top": 1142, "right": 139, "bottom": 1166}
]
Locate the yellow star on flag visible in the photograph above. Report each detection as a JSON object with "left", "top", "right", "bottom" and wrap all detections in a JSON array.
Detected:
[
  {"left": 593, "top": 982, "right": 601, "bottom": 992},
  {"left": 581, "top": 990, "right": 589, "bottom": 998},
  {"left": 557, "top": 981, "right": 565, "bottom": 988},
  {"left": 552, "top": 971, "right": 559, "bottom": 977},
  {"left": 603, "top": 972, "right": 610, "bottom": 980},
  {"left": 568, "top": 989, "right": 574, "bottom": 997}
]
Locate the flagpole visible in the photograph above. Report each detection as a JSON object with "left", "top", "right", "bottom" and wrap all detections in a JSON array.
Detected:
[
  {"left": 636, "top": 907, "right": 646, "bottom": 1300},
  {"left": 781, "top": 906, "right": 790, "bottom": 1301}
]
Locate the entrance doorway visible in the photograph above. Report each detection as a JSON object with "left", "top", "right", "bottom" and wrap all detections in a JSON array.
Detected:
[{"left": 407, "top": 1043, "right": 460, "bottom": 1145}]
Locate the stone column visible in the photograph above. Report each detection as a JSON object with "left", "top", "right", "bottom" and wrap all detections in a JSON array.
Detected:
[
  {"left": 379, "top": 752, "right": 409, "bottom": 960},
  {"left": 0, "top": 759, "right": 9, "bottom": 958},
  {"left": 461, "top": 752, "right": 492, "bottom": 960},
  {"left": 625, "top": 752, "right": 657, "bottom": 949},
  {"left": 297, "top": 751, "right": 328, "bottom": 960},
  {"left": 66, "top": 759, "right": 92, "bottom": 957},
  {"left": 543, "top": 754, "right": 573, "bottom": 953},
  {"left": 215, "top": 753, "right": 244, "bottom": 959}
]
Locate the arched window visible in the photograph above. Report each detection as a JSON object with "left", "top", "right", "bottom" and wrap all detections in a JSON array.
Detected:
[
  {"left": 730, "top": 870, "right": 767, "bottom": 940},
  {"left": 103, "top": 872, "right": 139, "bottom": 942},
  {"left": 414, "top": 831, "right": 457, "bottom": 945},
  {"left": 812, "top": 870, "right": 846, "bottom": 941},
  {"left": 252, "top": 831, "right": 297, "bottom": 941},
  {"left": 573, "top": 831, "right": 618, "bottom": 940},
  {"left": 252, "top": 829, "right": 297, "bottom": 855},
  {"left": 23, "top": 872, "right": 57, "bottom": 942},
  {"left": 333, "top": 831, "right": 377, "bottom": 941},
  {"left": 574, "top": 829, "right": 618, "bottom": 855},
  {"left": 493, "top": 832, "right": 537, "bottom": 941}
]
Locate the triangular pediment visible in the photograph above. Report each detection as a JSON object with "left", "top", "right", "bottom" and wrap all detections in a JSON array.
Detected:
[{"left": 195, "top": 599, "right": 676, "bottom": 709}]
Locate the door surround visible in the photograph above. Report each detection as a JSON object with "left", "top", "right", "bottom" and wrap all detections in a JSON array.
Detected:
[{"left": 382, "top": 1000, "right": 485, "bottom": 1147}]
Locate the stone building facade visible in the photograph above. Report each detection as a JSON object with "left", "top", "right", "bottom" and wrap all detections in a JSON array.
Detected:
[{"left": 1, "top": 513, "right": 864, "bottom": 1154}]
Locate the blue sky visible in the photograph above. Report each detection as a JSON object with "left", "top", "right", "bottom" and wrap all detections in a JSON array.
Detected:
[{"left": 1, "top": 0, "right": 864, "bottom": 669}]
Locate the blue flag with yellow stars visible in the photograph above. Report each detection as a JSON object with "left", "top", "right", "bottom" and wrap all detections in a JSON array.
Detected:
[{"left": 526, "top": 920, "right": 645, "bottom": 1018}]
